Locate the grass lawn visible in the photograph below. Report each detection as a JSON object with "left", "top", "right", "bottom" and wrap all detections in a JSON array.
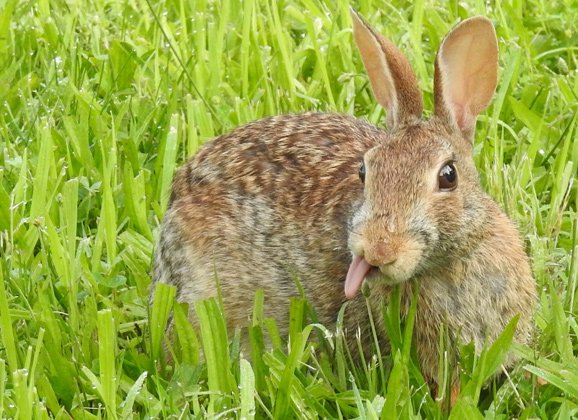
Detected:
[{"left": 0, "top": 0, "right": 577, "bottom": 417}]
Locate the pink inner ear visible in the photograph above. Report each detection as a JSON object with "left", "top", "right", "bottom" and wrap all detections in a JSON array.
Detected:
[
  {"left": 450, "top": 102, "right": 474, "bottom": 133},
  {"left": 364, "top": 54, "right": 396, "bottom": 111},
  {"left": 441, "top": 35, "right": 482, "bottom": 131},
  {"left": 435, "top": 17, "right": 498, "bottom": 138}
]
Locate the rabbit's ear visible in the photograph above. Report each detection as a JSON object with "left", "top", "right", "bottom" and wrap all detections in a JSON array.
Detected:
[
  {"left": 434, "top": 17, "right": 498, "bottom": 141},
  {"left": 351, "top": 9, "right": 423, "bottom": 128}
]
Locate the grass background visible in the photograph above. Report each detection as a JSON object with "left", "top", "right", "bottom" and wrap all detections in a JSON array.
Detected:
[{"left": 0, "top": 0, "right": 576, "bottom": 417}]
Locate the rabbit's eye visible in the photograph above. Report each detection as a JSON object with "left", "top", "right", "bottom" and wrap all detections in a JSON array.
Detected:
[
  {"left": 438, "top": 163, "right": 457, "bottom": 191},
  {"left": 359, "top": 162, "right": 366, "bottom": 183}
]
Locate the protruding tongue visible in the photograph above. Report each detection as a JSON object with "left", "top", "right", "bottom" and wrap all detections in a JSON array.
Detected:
[{"left": 344, "top": 255, "right": 374, "bottom": 299}]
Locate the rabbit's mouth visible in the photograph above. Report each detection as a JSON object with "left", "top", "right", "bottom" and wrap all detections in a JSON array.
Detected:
[
  {"left": 345, "top": 254, "right": 413, "bottom": 299},
  {"left": 345, "top": 255, "right": 383, "bottom": 299},
  {"left": 365, "top": 266, "right": 383, "bottom": 280}
]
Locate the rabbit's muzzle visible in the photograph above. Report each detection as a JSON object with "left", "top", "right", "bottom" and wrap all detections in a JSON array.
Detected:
[
  {"left": 345, "top": 229, "right": 425, "bottom": 299},
  {"left": 365, "top": 239, "right": 398, "bottom": 267}
]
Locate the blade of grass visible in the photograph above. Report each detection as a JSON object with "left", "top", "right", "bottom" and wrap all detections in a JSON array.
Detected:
[
  {"left": 98, "top": 309, "right": 118, "bottom": 417},
  {"left": 157, "top": 113, "right": 180, "bottom": 213},
  {"left": 195, "top": 298, "right": 236, "bottom": 395},
  {"left": 172, "top": 301, "right": 199, "bottom": 365},
  {"left": 0, "top": 359, "right": 4, "bottom": 418},
  {"left": 149, "top": 282, "right": 176, "bottom": 365},
  {"left": 239, "top": 359, "right": 256, "bottom": 419},
  {"left": 120, "top": 371, "right": 148, "bottom": 420},
  {"left": 0, "top": 261, "right": 18, "bottom": 375}
]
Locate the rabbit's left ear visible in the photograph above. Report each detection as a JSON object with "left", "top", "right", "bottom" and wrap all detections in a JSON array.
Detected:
[
  {"left": 434, "top": 17, "right": 498, "bottom": 141},
  {"left": 351, "top": 9, "right": 423, "bottom": 129}
]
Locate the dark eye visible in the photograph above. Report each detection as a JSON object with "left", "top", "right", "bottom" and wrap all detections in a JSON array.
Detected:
[
  {"left": 438, "top": 162, "right": 457, "bottom": 191},
  {"left": 359, "top": 161, "right": 366, "bottom": 183}
]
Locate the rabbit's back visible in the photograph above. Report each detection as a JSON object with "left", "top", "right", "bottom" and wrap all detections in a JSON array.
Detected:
[{"left": 154, "top": 112, "right": 382, "bottom": 331}]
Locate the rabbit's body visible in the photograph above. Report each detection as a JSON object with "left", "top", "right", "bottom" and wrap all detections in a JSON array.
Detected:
[
  {"left": 154, "top": 113, "right": 377, "bottom": 334},
  {"left": 153, "top": 12, "right": 536, "bottom": 388}
]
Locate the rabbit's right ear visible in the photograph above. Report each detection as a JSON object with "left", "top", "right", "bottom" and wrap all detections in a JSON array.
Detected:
[{"left": 351, "top": 9, "right": 423, "bottom": 129}]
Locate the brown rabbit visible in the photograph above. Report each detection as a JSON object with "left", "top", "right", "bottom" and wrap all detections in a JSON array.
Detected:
[{"left": 153, "top": 10, "right": 536, "bottom": 389}]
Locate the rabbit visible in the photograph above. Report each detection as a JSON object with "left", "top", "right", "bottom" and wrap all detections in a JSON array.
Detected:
[{"left": 152, "top": 10, "right": 536, "bottom": 391}]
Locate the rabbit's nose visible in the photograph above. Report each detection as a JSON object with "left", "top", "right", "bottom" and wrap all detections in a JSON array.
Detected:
[{"left": 366, "top": 241, "right": 397, "bottom": 267}]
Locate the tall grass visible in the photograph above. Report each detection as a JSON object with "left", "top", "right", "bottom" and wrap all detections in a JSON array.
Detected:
[{"left": 0, "top": 0, "right": 576, "bottom": 417}]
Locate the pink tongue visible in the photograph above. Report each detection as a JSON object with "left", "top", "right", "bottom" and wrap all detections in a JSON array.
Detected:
[{"left": 344, "top": 255, "right": 374, "bottom": 299}]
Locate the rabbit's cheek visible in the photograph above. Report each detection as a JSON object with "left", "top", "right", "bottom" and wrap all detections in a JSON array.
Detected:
[{"left": 347, "top": 206, "right": 371, "bottom": 253}]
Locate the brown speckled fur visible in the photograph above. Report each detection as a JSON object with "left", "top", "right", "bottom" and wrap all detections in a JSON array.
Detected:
[
  {"left": 155, "top": 113, "right": 378, "bottom": 332},
  {"left": 152, "top": 12, "right": 536, "bottom": 388}
]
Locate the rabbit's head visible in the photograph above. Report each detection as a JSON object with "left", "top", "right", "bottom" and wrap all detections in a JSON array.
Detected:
[{"left": 345, "top": 12, "right": 499, "bottom": 298}]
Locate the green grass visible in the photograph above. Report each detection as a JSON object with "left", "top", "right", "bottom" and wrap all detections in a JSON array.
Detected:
[{"left": 0, "top": 0, "right": 577, "bottom": 417}]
